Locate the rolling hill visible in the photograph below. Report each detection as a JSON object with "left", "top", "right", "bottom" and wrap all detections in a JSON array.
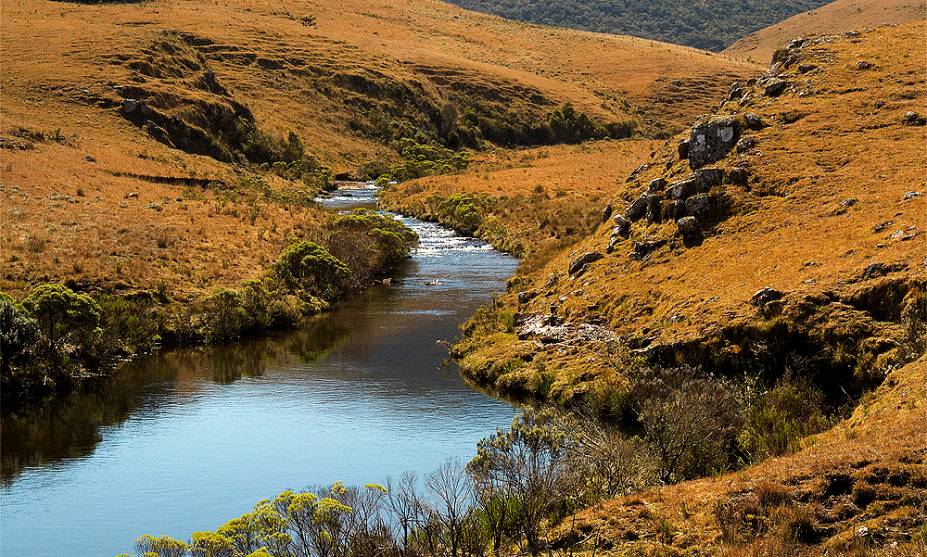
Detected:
[
  {"left": 443, "top": 0, "right": 833, "bottom": 51},
  {"left": 0, "top": 0, "right": 757, "bottom": 299},
  {"left": 724, "top": 0, "right": 927, "bottom": 62}
]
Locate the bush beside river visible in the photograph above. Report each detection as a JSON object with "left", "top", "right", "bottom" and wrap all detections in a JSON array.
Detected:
[{"left": 0, "top": 210, "right": 417, "bottom": 409}]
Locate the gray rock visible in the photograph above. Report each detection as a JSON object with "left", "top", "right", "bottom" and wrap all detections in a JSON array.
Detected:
[
  {"left": 126, "top": 191, "right": 139, "bottom": 199},
  {"left": 676, "top": 216, "right": 700, "bottom": 237},
  {"left": 751, "top": 287, "right": 784, "bottom": 306},
  {"left": 678, "top": 140, "right": 689, "bottom": 160},
  {"left": 840, "top": 198, "right": 858, "bottom": 208},
  {"left": 727, "top": 168, "right": 750, "bottom": 186},
  {"left": 631, "top": 239, "right": 667, "bottom": 259},
  {"left": 648, "top": 178, "right": 666, "bottom": 193},
  {"left": 857, "top": 61, "right": 873, "bottom": 70},
  {"left": 904, "top": 191, "right": 922, "bottom": 200},
  {"left": 903, "top": 111, "right": 926, "bottom": 126},
  {"left": 685, "top": 193, "right": 711, "bottom": 217},
  {"left": 601, "top": 203, "right": 613, "bottom": 222},
  {"left": 569, "top": 251, "right": 603, "bottom": 276},
  {"left": 688, "top": 116, "right": 740, "bottom": 169},
  {"left": 624, "top": 194, "right": 649, "bottom": 221},
  {"left": 517, "top": 290, "right": 539, "bottom": 304},
  {"left": 694, "top": 168, "right": 724, "bottom": 189},
  {"left": 763, "top": 78, "right": 789, "bottom": 97},
  {"left": 798, "top": 64, "right": 817, "bottom": 73},
  {"left": 873, "top": 220, "right": 893, "bottom": 232},
  {"left": 743, "top": 112, "right": 766, "bottom": 130},
  {"left": 84, "top": 154, "right": 96, "bottom": 163},
  {"left": 612, "top": 215, "right": 631, "bottom": 238},
  {"left": 736, "top": 136, "right": 757, "bottom": 153}
]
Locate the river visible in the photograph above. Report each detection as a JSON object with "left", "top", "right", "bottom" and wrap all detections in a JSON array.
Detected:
[{"left": 0, "top": 183, "right": 518, "bottom": 556}]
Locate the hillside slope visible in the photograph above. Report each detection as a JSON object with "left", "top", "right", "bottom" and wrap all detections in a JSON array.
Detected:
[
  {"left": 454, "top": 22, "right": 925, "bottom": 407},
  {"left": 724, "top": 0, "right": 926, "bottom": 63},
  {"left": 444, "top": 0, "right": 833, "bottom": 52},
  {"left": 0, "top": 0, "right": 756, "bottom": 298}
]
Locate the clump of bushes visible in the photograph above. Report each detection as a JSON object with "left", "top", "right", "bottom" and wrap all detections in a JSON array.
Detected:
[
  {"left": 378, "top": 138, "right": 470, "bottom": 183},
  {"left": 435, "top": 193, "right": 483, "bottom": 235},
  {"left": 2, "top": 214, "right": 418, "bottom": 408}
]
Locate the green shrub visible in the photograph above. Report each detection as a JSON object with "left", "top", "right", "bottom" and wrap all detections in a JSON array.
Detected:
[
  {"left": 20, "top": 283, "right": 101, "bottom": 357},
  {"left": 202, "top": 288, "right": 249, "bottom": 343},
  {"left": 436, "top": 193, "right": 483, "bottom": 235},
  {"left": 274, "top": 241, "right": 352, "bottom": 301},
  {"left": 738, "top": 380, "right": 832, "bottom": 463}
]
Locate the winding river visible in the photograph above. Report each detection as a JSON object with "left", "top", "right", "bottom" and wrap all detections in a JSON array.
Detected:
[{"left": 0, "top": 184, "right": 518, "bottom": 556}]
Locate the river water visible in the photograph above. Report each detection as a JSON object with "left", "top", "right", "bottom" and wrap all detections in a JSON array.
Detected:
[{"left": 0, "top": 184, "right": 518, "bottom": 556}]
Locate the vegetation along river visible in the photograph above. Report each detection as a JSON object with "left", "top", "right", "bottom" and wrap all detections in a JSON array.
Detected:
[{"left": 0, "top": 183, "right": 519, "bottom": 556}]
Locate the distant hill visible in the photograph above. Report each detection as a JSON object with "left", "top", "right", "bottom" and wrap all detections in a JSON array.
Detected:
[
  {"left": 724, "top": 0, "right": 927, "bottom": 62},
  {"left": 443, "top": 0, "right": 832, "bottom": 51}
]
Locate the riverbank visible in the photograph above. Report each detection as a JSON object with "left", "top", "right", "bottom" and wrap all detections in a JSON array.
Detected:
[{"left": 1, "top": 191, "right": 418, "bottom": 411}]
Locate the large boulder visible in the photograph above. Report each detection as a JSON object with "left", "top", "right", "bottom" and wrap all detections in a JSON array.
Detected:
[{"left": 688, "top": 116, "right": 740, "bottom": 169}]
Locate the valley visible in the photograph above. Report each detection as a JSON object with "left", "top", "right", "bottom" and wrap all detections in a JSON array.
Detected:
[{"left": 0, "top": 0, "right": 925, "bottom": 556}]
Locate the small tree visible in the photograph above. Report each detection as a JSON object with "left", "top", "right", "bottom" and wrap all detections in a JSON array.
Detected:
[
  {"left": 0, "top": 293, "right": 38, "bottom": 377},
  {"left": 20, "top": 284, "right": 101, "bottom": 357},
  {"left": 469, "top": 410, "right": 565, "bottom": 555}
]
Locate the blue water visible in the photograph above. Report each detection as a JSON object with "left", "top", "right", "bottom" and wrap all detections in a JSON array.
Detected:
[{"left": 0, "top": 184, "right": 518, "bottom": 556}]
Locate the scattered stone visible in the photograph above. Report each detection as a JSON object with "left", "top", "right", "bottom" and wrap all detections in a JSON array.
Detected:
[
  {"left": 874, "top": 100, "right": 885, "bottom": 108},
  {"left": 121, "top": 98, "right": 140, "bottom": 114},
  {"left": 685, "top": 193, "right": 711, "bottom": 218},
  {"left": 612, "top": 215, "right": 631, "bottom": 238},
  {"left": 798, "top": 64, "right": 817, "bottom": 73},
  {"left": 694, "top": 168, "right": 724, "bottom": 189},
  {"left": 678, "top": 140, "right": 689, "bottom": 160},
  {"left": 857, "top": 526, "right": 870, "bottom": 539},
  {"left": 517, "top": 290, "right": 539, "bottom": 304},
  {"left": 857, "top": 61, "right": 873, "bottom": 70},
  {"left": 743, "top": 112, "right": 766, "bottom": 130},
  {"left": 670, "top": 314, "right": 686, "bottom": 323},
  {"left": 751, "top": 286, "right": 784, "bottom": 306},
  {"left": 648, "top": 178, "right": 666, "bottom": 193},
  {"left": 726, "top": 167, "right": 749, "bottom": 186},
  {"left": 568, "top": 251, "right": 603, "bottom": 276},
  {"left": 601, "top": 203, "right": 613, "bottom": 222},
  {"left": 645, "top": 194, "right": 662, "bottom": 224},
  {"left": 545, "top": 274, "right": 559, "bottom": 288},
  {"left": 84, "top": 154, "right": 96, "bottom": 163},
  {"left": 676, "top": 216, "right": 700, "bottom": 237},
  {"left": 873, "top": 220, "right": 893, "bottom": 232},
  {"left": 788, "top": 37, "right": 806, "bottom": 49},
  {"left": 903, "top": 111, "right": 926, "bottom": 126},
  {"left": 736, "top": 136, "right": 757, "bottom": 153},
  {"left": 126, "top": 191, "right": 139, "bottom": 199},
  {"left": 840, "top": 198, "right": 858, "bottom": 208},
  {"left": 688, "top": 116, "right": 740, "bottom": 169},
  {"left": 625, "top": 194, "right": 649, "bottom": 221},
  {"left": 903, "top": 191, "right": 922, "bottom": 200},
  {"left": 147, "top": 202, "right": 162, "bottom": 211},
  {"left": 764, "top": 78, "right": 789, "bottom": 97},
  {"left": 631, "top": 239, "right": 667, "bottom": 259}
]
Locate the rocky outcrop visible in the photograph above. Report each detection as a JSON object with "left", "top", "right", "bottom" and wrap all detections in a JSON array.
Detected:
[{"left": 688, "top": 116, "right": 740, "bottom": 169}]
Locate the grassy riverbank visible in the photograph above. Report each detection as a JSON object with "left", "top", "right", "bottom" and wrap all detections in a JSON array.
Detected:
[{"left": 1, "top": 209, "right": 416, "bottom": 410}]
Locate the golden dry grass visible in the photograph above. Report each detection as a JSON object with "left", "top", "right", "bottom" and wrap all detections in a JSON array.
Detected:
[
  {"left": 724, "top": 0, "right": 926, "bottom": 63},
  {"left": 0, "top": 0, "right": 757, "bottom": 299},
  {"left": 454, "top": 23, "right": 926, "bottom": 405},
  {"left": 380, "top": 140, "right": 661, "bottom": 264},
  {"left": 551, "top": 355, "right": 926, "bottom": 555}
]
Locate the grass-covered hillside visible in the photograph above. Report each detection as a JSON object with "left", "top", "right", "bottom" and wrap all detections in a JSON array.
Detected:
[{"left": 445, "top": 0, "right": 832, "bottom": 51}]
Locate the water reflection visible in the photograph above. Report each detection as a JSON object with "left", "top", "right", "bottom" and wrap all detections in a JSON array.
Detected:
[{"left": 0, "top": 192, "right": 519, "bottom": 556}]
